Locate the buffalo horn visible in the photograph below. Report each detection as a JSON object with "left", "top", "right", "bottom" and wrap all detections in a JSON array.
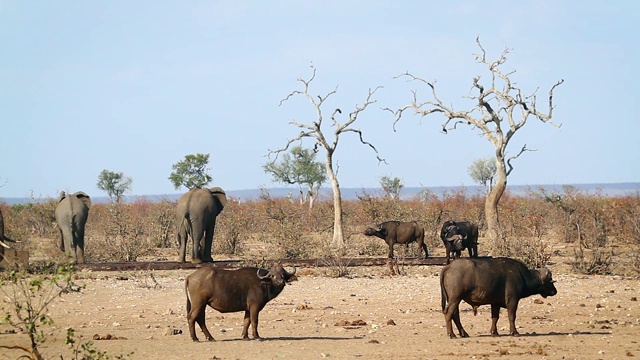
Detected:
[
  {"left": 539, "top": 268, "right": 552, "bottom": 282},
  {"left": 256, "top": 268, "right": 270, "bottom": 279}
]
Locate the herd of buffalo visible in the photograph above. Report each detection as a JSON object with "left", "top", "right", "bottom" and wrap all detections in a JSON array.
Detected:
[
  {"left": 185, "top": 219, "right": 557, "bottom": 341},
  {"left": 0, "top": 190, "right": 558, "bottom": 342}
]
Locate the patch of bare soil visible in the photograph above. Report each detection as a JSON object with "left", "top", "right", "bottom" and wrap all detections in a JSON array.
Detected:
[{"left": 1, "top": 261, "right": 639, "bottom": 360}]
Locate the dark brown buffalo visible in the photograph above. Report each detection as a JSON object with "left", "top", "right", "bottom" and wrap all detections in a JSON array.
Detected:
[
  {"left": 185, "top": 262, "right": 297, "bottom": 341},
  {"left": 440, "top": 220, "right": 479, "bottom": 264},
  {"left": 440, "top": 257, "right": 557, "bottom": 338},
  {"left": 364, "top": 221, "right": 428, "bottom": 259}
]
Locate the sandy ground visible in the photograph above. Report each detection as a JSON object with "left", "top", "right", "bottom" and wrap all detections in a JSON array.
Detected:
[{"left": 1, "top": 264, "right": 639, "bottom": 360}]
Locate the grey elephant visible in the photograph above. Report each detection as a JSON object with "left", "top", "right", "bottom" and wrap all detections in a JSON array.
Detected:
[
  {"left": 176, "top": 187, "right": 227, "bottom": 263},
  {"left": 0, "top": 208, "right": 17, "bottom": 263},
  {"left": 55, "top": 191, "right": 91, "bottom": 263}
]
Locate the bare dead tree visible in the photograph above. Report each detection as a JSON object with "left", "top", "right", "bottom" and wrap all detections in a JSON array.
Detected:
[
  {"left": 268, "top": 65, "right": 385, "bottom": 249},
  {"left": 387, "top": 38, "right": 563, "bottom": 246}
]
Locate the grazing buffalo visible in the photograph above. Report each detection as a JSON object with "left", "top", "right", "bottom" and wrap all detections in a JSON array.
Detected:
[
  {"left": 440, "top": 257, "right": 557, "bottom": 338},
  {"left": 364, "top": 221, "right": 428, "bottom": 259},
  {"left": 185, "top": 262, "right": 297, "bottom": 341},
  {"left": 440, "top": 220, "right": 479, "bottom": 263}
]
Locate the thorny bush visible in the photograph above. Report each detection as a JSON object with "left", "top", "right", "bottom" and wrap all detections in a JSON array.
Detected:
[{"left": 2, "top": 186, "right": 639, "bottom": 275}]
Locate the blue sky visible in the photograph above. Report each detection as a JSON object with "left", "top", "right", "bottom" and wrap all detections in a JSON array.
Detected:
[{"left": 1, "top": 1, "right": 638, "bottom": 199}]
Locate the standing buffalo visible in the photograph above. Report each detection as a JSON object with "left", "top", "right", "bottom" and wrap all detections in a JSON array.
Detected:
[
  {"left": 440, "top": 220, "right": 479, "bottom": 264},
  {"left": 364, "top": 221, "right": 428, "bottom": 259},
  {"left": 440, "top": 257, "right": 557, "bottom": 338},
  {"left": 185, "top": 262, "right": 297, "bottom": 342}
]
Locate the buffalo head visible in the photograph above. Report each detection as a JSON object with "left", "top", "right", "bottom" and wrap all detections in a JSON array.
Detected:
[
  {"left": 446, "top": 234, "right": 466, "bottom": 251},
  {"left": 363, "top": 226, "right": 386, "bottom": 237},
  {"left": 257, "top": 262, "right": 297, "bottom": 287},
  {"left": 535, "top": 267, "right": 557, "bottom": 298}
]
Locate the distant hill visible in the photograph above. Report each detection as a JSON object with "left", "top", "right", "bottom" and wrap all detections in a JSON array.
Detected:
[{"left": 2, "top": 183, "right": 638, "bottom": 205}]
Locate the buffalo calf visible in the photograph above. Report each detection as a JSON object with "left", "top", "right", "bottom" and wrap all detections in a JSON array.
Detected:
[
  {"left": 185, "top": 262, "right": 296, "bottom": 341},
  {"left": 440, "top": 257, "right": 557, "bottom": 338}
]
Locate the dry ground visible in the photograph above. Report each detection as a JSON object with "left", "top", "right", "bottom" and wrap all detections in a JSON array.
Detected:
[{"left": 1, "top": 260, "right": 639, "bottom": 360}]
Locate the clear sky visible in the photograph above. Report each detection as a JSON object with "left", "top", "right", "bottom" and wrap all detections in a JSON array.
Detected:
[{"left": 1, "top": 1, "right": 638, "bottom": 199}]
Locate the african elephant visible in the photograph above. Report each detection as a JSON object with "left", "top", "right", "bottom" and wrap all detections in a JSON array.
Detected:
[
  {"left": 55, "top": 191, "right": 91, "bottom": 263},
  {"left": 0, "top": 208, "right": 17, "bottom": 263},
  {"left": 176, "top": 187, "right": 227, "bottom": 263}
]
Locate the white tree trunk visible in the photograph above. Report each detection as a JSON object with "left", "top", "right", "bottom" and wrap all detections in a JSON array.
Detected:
[
  {"left": 325, "top": 153, "right": 344, "bottom": 249},
  {"left": 485, "top": 153, "right": 507, "bottom": 250}
]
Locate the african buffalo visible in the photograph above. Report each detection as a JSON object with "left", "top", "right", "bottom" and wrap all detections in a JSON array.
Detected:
[
  {"left": 185, "top": 262, "right": 297, "bottom": 341},
  {"left": 440, "top": 257, "right": 557, "bottom": 338},
  {"left": 440, "top": 220, "right": 479, "bottom": 263},
  {"left": 364, "top": 221, "right": 428, "bottom": 259}
]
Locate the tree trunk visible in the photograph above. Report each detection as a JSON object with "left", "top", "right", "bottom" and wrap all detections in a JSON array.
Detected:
[
  {"left": 325, "top": 152, "right": 344, "bottom": 249},
  {"left": 485, "top": 155, "right": 507, "bottom": 252}
]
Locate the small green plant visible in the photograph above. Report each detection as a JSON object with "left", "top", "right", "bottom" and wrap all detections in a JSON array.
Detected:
[
  {"left": 64, "top": 328, "right": 134, "bottom": 360},
  {"left": 0, "top": 263, "right": 82, "bottom": 360}
]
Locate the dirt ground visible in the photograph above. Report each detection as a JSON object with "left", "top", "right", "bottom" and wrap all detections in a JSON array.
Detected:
[{"left": 1, "top": 257, "right": 639, "bottom": 360}]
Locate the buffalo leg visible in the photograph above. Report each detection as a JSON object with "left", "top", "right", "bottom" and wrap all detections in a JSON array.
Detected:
[
  {"left": 490, "top": 304, "right": 501, "bottom": 336},
  {"left": 189, "top": 299, "right": 214, "bottom": 341},
  {"left": 444, "top": 299, "right": 468, "bottom": 338},
  {"left": 421, "top": 241, "right": 429, "bottom": 258},
  {"left": 387, "top": 242, "right": 395, "bottom": 259},
  {"left": 468, "top": 244, "right": 478, "bottom": 258},
  {"left": 451, "top": 307, "right": 469, "bottom": 338},
  {"left": 241, "top": 310, "right": 251, "bottom": 339},
  {"left": 507, "top": 301, "right": 520, "bottom": 336},
  {"left": 250, "top": 307, "right": 261, "bottom": 339},
  {"left": 196, "top": 309, "right": 214, "bottom": 341}
]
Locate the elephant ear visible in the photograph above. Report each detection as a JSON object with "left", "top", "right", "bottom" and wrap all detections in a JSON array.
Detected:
[
  {"left": 73, "top": 191, "right": 92, "bottom": 208},
  {"left": 57, "top": 191, "right": 67, "bottom": 203},
  {"left": 208, "top": 187, "right": 227, "bottom": 208}
]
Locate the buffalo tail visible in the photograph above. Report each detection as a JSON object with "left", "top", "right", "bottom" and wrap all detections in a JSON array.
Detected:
[
  {"left": 440, "top": 271, "right": 447, "bottom": 314},
  {"left": 185, "top": 276, "right": 191, "bottom": 314}
]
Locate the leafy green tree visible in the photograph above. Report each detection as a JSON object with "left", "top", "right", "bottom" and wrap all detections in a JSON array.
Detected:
[
  {"left": 168, "top": 153, "right": 213, "bottom": 190},
  {"left": 96, "top": 169, "right": 132, "bottom": 203},
  {"left": 380, "top": 175, "right": 404, "bottom": 199},
  {"left": 263, "top": 145, "right": 327, "bottom": 209},
  {"left": 468, "top": 158, "right": 497, "bottom": 191}
]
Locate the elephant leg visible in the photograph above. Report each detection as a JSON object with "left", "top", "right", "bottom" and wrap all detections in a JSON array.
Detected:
[
  {"left": 190, "top": 222, "right": 206, "bottom": 264},
  {"left": 177, "top": 224, "right": 187, "bottom": 263},
  {"left": 58, "top": 227, "right": 65, "bottom": 252},
  {"left": 60, "top": 226, "right": 75, "bottom": 259},
  {"left": 201, "top": 221, "right": 215, "bottom": 263},
  {"left": 75, "top": 228, "right": 86, "bottom": 264}
]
